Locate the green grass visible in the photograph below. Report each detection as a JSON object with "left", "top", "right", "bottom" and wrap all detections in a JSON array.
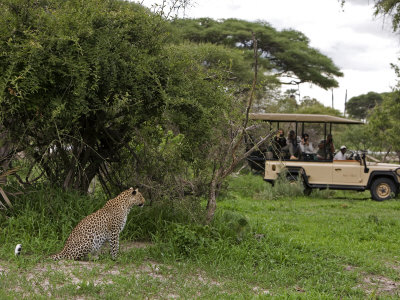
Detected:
[{"left": 1, "top": 174, "right": 400, "bottom": 298}]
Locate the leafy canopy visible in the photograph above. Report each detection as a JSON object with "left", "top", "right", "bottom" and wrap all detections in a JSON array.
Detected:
[
  {"left": 346, "top": 92, "right": 384, "bottom": 120},
  {"left": 172, "top": 18, "right": 343, "bottom": 90}
]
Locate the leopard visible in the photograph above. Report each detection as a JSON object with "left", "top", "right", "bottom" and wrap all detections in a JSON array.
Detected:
[{"left": 50, "top": 187, "right": 145, "bottom": 261}]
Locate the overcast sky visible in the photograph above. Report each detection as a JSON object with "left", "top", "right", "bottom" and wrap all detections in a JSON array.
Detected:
[{"left": 141, "top": 0, "right": 400, "bottom": 112}]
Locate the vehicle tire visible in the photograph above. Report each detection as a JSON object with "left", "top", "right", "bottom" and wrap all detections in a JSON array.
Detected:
[{"left": 370, "top": 177, "right": 396, "bottom": 201}]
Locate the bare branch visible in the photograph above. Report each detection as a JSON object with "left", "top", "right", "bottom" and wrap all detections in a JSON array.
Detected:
[{"left": 222, "top": 131, "right": 274, "bottom": 179}]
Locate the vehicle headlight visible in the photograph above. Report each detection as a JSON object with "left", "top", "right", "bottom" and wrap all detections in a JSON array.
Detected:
[{"left": 396, "top": 168, "right": 400, "bottom": 176}]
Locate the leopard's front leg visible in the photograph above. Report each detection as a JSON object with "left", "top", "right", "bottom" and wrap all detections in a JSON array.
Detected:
[{"left": 109, "top": 231, "right": 120, "bottom": 260}]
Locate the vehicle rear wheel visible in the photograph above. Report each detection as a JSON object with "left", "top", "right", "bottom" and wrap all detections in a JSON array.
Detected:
[{"left": 370, "top": 177, "right": 396, "bottom": 201}]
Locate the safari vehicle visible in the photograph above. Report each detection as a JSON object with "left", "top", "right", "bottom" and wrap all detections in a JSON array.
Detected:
[{"left": 247, "top": 113, "right": 400, "bottom": 201}]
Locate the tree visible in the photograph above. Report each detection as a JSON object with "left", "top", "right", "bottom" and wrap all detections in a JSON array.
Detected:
[
  {"left": 373, "top": 0, "right": 400, "bottom": 31},
  {"left": 104, "top": 42, "right": 245, "bottom": 200},
  {"left": 201, "top": 34, "right": 273, "bottom": 222},
  {"left": 0, "top": 0, "right": 179, "bottom": 192},
  {"left": 346, "top": 92, "right": 384, "bottom": 120},
  {"left": 172, "top": 18, "right": 343, "bottom": 90},
  {"left": 340, "top": 0, "right": 400, "bottom": 32},
  {"left": 368, "top": 92, "right": 400, "bottom": 161},
  {"left": 297, "top": 97, "right": 342, "bottom": 116}
]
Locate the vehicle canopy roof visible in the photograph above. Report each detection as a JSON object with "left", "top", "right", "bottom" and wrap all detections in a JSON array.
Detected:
[{"left": 249, "top": 113, "right": 363, "bottom": 124}]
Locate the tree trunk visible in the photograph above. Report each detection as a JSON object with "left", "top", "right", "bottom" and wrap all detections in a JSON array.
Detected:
[
  {"left": 0, "top": 127, "right": 13, "bottom": 185},
  {"left": 383, "top": 146, "right": 392, "bottom": 163},
  {"left": 206, "top": 176, "right": 218, "bottom": 223},
  {"left": 206, "top": 166, "right": 224, "bottom": 223}
]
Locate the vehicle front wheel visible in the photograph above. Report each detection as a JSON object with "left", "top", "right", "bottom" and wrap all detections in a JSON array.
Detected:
[{"left": 370, "top": 177, "right": 396, "bottom": 201}]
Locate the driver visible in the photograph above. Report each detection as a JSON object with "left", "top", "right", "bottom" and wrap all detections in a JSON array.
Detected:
[{"left": 334, "top": 145, "right": 347, "bottom": 160}]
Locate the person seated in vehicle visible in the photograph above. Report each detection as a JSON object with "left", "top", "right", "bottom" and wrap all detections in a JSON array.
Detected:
[
  {"left": 273, "top": 129, "right": 286, "bottom": 148},
  {"left": 325, "top": 134, "right": 335, "bottom": 160},
  {"left": 268, "top": 129, "right": 287, "bottom": 158},
  {"left": 334, "top": 145, "right": 348, "bottom": 160},
  {"left": 316, "top": 140, "right": 327, "bottom": 160},
  {"left": 300, "top": 133, "right": 314, "bottom": 156},
  {"left": 282, "top": 130, "right": 300, "bottom": 160}
]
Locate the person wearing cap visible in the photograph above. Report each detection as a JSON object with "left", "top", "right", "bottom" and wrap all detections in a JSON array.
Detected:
[{"left": 334, "top": 145, "right": 348, "bottom": 160}]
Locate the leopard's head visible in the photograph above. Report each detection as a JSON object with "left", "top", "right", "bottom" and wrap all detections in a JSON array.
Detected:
[{"left": 125, "top": 187, "right": 145, "bottom": 208}]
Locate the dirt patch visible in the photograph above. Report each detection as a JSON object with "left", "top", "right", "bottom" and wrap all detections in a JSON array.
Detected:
[
  {"left": 345, "top": 265, "right": 400, "bottom": 296},
  {"left": 252, "top": 286, "right": 271, "bottom": 295},
  {"left": 11, "top": 259, "right": 169, "bottom": 297},
  {"left": 2, "top": 241, "right": 158, "bottom": 297},
  {"left": 0, "top": 265, "right": 8, "bottom": 276},
  {"left": 387, "top": 262, "right": 400, "bottom": 273},
  {"left": 344, "top": 264, "right": 357, "bottom": 272},
  {"left": 360, "top": 274, "right": 400, "bottom": 295}
]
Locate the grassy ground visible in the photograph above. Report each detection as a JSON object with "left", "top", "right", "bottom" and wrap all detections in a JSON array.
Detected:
[{"left": 1, "top": 174, "right": 400, "bottom": 298}]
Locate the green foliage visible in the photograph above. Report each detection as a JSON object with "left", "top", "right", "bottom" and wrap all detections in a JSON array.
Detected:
[
  {"left": 335, "top": 125, "right": 373, "bottom": 151},
  {"left": 374, "top": 0, "right": 400, "bottom": 32},
  {"left": 172, "top": 18, "right": 343, "bottom": 90},
  {"left": 0, "top": 0, "right": 241, "bottom": 203},
  {"left": 0, "top": 186, "right": 103, "bottom": 257},
  {"left": 297, "top": 97, "right": 342, "bottom": 116},
  {"left": 219, "top": 173, "right": 306, "bottom": 201},
  {"left": 368, "top": 91, "right": 400, "bottom": 153},
  {"left": 346, "top": 91, "right": 384, "bottom": 120},
  {"left": 0, "top": 0, "right": 170, "bottom": 191},
  {"left": 105, "top": 42, "right": 245, "bottom": 201},
  {"left": 263, "top": 95, "right": 342, "bottom": 116},
  {"left": 263, "top": 95, "right": 299, "bottom": 113},
  {"left": 159, "top": 223, "right": 217, "bottom": 257}
]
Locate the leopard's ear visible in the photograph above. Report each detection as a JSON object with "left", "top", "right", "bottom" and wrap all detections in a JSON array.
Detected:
[{"left": 132, "top": 189, "right": 137, "bottom": 195}]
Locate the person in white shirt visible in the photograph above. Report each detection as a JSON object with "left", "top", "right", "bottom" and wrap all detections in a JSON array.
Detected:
[
  {"left": 334, "top": 145, "right": 347, "bottom": 160},
  {"left": 300, "top": 133, "right": 314, "bottom": 154}
]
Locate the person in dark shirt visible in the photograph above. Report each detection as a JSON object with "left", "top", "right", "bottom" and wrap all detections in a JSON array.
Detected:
[
  {"left": 316, "top": 140, "right": 326, "bottom": 160},
  {"left": 284, "top": 130, "right": 300, "bottom": 159},
  {"left": 273, "top": 129, "right": 287, "bottom": 149},
  {"left": 325, "top": 134, "right": 335, "bottom": 160}
]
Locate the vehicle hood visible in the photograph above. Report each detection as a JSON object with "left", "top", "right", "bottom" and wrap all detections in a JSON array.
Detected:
[{"left": 366, "top": 162, "right": 400, "bottom": 170}]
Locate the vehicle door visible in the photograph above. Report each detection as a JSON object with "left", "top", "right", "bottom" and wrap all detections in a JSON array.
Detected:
[
  {"left": 332, "top": 160, "right": 363, "bottom": 185},
  {"left": 303, "top": 161, "right": 332, "bottom": 185}
]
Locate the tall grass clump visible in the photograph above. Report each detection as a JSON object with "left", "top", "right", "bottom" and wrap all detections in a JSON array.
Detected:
[
  {"left": 0, "top": 186, "right": 104, "bottom": 259},
  {"left": 0, "top": 185, "right": 207, "bottom": 260},
  {"left": 223, "top": 172, "right": 306, "bottom": 201},
  {"left": 150, "top": 209, "right": 252, "bottom": 261}
]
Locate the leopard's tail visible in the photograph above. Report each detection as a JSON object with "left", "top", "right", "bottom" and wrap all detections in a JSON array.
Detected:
[{"left": 49, "top": 251, "right": 65, "bottom": 261}]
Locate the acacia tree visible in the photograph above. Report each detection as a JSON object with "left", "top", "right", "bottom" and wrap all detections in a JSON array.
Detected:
[{"left": 172, "top": 18, "right": 343, "bottom": 91}]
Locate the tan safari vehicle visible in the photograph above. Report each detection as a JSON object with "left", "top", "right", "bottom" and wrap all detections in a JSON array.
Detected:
[{"left": 247, "top": 113, "right": 400, "bottom": 201}]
